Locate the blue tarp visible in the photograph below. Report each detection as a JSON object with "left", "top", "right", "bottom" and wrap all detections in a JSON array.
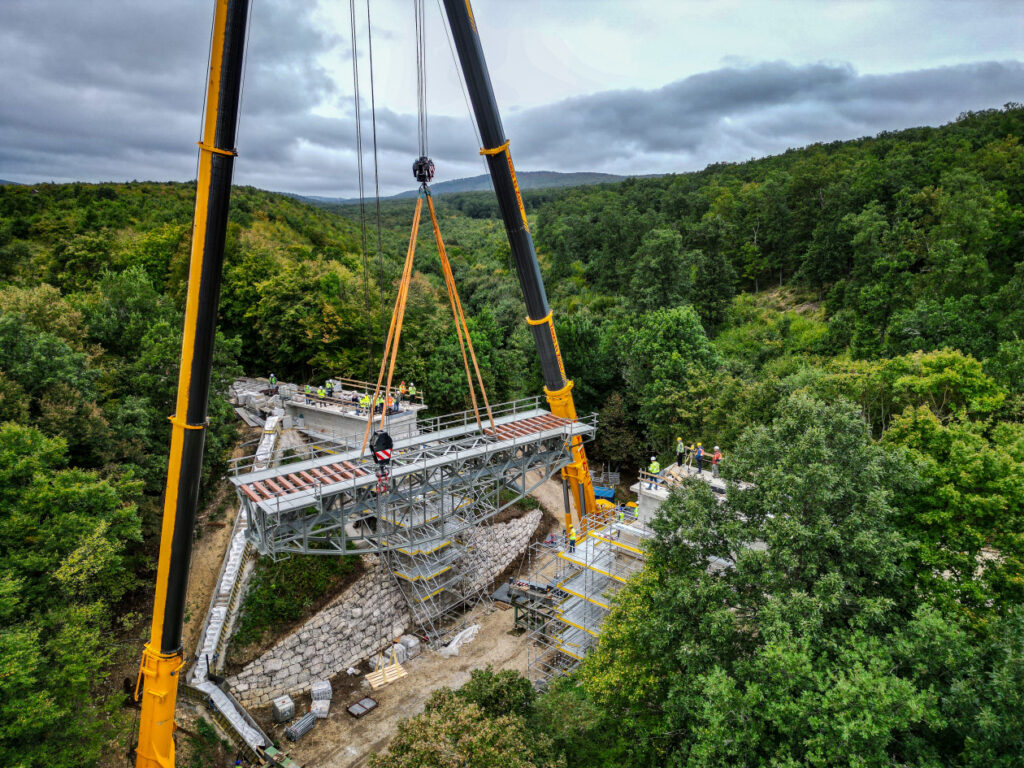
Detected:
[{"left": 593, "top": 486, "right": 615, "bottom": 500}]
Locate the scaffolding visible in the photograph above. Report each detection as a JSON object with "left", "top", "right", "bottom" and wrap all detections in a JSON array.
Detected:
[
  {"left": 229, "top": 397, "right": 597, "bottom": 639},
  {"left": 516, "top": 515, "right": 651, "bottom": 688},
  {"left": 377, "top": 491, "right": 499, "bottom": 642}
]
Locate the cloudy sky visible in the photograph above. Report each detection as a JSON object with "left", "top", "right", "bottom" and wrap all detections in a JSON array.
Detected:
[{"left": 1, "top": 0, "right": 1021, "bottom": 197}]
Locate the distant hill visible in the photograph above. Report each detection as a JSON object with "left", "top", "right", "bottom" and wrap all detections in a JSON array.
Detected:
[
  {"left": 0, "top": 179, "right": 21, "bottom": 185},
  {"left": 299, "top": 170, "right": 629, "bottom": 205}
]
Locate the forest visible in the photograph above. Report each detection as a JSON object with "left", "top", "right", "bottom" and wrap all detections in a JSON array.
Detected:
[{"left": 0, "top": 103, "right": 1022, "bottom": 766}]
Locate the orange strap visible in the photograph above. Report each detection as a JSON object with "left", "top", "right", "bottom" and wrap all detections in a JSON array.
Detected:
[
  {"left": 425, "top": 194, "right": 496, "bottom": 433},
  {"left": 362, "top": 195, "right": 423, "bottom": 454},
  {"left": 361, "top": 188, "right": 497, "bottom": 455}
]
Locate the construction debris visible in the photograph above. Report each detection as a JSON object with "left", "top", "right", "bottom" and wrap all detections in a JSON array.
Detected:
[
  {"left": 272, "top": 695, "right": 295, "bottom": 723},
  {"left": 310, "top": 679, "right": 333, "bottom": 702},
  {"left": 284, "top": 712, "right": 317, "bottom": 741},
  {"left": 364, "top": 662, "right": 407, "bottom": 690},
  {"left": 438, "top": 623, "right": 480, "bottom": 658},
  {"left": 347, "top": 696, "right": 378, "bottom": 718},
  {"left": 399, "top": 634, "right": 422, "bottom": 659}
]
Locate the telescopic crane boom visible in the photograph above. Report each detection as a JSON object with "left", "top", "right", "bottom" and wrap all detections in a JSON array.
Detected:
[
  {"left": 135, "top": 2, "right": 595, "bottom": 764},
  {"left": 133, "top": 1, "right": 250, "bottom": 766},
  {"left": 440, "top": 0, "right": 599, "bottom": 531}
]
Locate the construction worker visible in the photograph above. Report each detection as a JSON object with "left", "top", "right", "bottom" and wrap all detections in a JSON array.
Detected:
[
  {"left": 712, "top": 446, "right": 723, "bottom": 478},
  {"left": 375, "top": 394, "right": 385, "bottom": 414},
  {"left": 359, "top": 393, "right": 371, "bottom": 414},
  {"left": 305, "top": 383, "right": 313, "bottom": 404},
  {"left": 398, "top": 380, "right": 407, "bottom": 405},
  {"left": 326, "top": 381, "right": 334, "bottom": 399},
  {"left": 269, "top": 373, "right": 277, "bottom": 387},
  {"left": 568, "top": 524, "right": 577, "bottom": 554},
  {"left": 386, "top": 394, "right": 396, "bottom": 414},
  {"left": 696, "top": 443, "right": 704, "bottom": 474},
  {"left": 317, "top": 386, "right": 326, "bottom": 405},
  {"left": 675, "top": 437, "right": 685, "bottom": 467},
  {"left": 408, "top": 382, "right": 417, "bottom": 399},
  {"left": 646, "top": 456, "right": 661, "bottom": 489}
]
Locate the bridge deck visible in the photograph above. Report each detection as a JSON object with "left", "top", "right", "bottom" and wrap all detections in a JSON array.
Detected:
[{"left": 232, "top": 408, "right": 589, "bottom": 515}]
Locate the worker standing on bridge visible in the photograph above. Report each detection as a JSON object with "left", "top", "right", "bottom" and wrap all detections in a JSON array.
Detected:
[
  {"left": 568, "top": 524, "right": 577, "bottom": 554},
  {"left": 646, "top": 456, "right": 661, "bottom": 489},
  {"left": 712, "top": 446, "right": 723, "bottom": 477},
  {"left": 269, "top": 373, "right": 276, "bottom": 387},
  {"left": 696, "top": 443, "right": 704, "bottom": 474},
  {"left": 408, "top": 382, "right": 417, "bottom": 400},
  {"left": 387, "top": 394, "right": 396, "bottom": 414},
  {"left": 317, "top": 386, "right": 326, "bottom": 405},
  {"left": 675, "top": 437, "right": 685, "bottom": 467},
  {"left": 398, "top": 380, "right": 407, "bottom": 405},
  {"left": 326, "top": 381, "right": 334, "bottom": 399},
  {"left": 375, "top": 393, "right": 385, "bottom": 414},
  {"left": 359, "top": 393, "right": 371, "bottom": 414}
]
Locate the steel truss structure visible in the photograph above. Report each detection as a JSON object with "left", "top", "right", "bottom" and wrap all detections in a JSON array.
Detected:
[
  {"left": 229, "top": 397, "right": 596, "bottom": 638},
  {"left": 517, "top": 516, "right": 651, "bottom": 688}
]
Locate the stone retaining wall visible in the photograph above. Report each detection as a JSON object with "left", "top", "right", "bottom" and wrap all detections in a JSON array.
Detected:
[
  {"left": 229, "top": 556, "right": 407, "bottom": 707},
  {"left": 228, "top": 509, "right": 543, "bottom": 707},
  {"left": 466, "top": 509, "right": 542, "bottom": 591}
]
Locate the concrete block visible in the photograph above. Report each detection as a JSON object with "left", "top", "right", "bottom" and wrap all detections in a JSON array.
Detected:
[
  {"left": 310, "top": 699, "right": 331, "bottom": 719},
  {"left": 311, "top": 679, "right": 333, "bottom": 701},
  {"left": 272, "top": 695, "right": 295, "bottom": 723},
  {"left": 399, "top": 634, "right": 421, "bottom": 659}
]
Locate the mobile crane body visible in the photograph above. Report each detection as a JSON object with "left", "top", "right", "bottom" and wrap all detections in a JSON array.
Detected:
[
  {"left": 441, "top": 0, "right": 598, "bottom": 534},
  {"left": 135, "top": 1, "right": 597, "bottom": 763},
  {"left": 134, "top": 1, "right": 250, "bottom": 766}
]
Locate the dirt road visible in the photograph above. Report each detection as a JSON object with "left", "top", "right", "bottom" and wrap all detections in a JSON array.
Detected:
[{"left": 282, "top": 603, "right": 530, "bottom": 767}]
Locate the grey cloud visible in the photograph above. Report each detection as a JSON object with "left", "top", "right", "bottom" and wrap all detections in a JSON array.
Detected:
[
  {"left": 507, "top": 61, "right": 1024, "bottom": 175},
  {"left": 2, "top": 0, "right": 1021, "bottom": 200}
]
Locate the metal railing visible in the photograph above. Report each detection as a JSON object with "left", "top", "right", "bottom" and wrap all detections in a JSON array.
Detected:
[
  {"left": 227, "top": 396, "right": 583, "bottom": 478},
  {"left": 416, "top": 395, "right": 544, "bottom": 434}
]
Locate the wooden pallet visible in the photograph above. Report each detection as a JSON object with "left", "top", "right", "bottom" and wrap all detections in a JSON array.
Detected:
[{"left": 364, "top": 662, "right": 407, "bottom": 690}]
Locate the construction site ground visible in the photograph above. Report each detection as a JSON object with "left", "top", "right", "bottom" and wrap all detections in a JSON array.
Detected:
[
  {"left": 267, "top": 602, "right": 531, "bottom": 767},
  {"left": 181, "top": 455, "right": 575, "bottom": 765}
]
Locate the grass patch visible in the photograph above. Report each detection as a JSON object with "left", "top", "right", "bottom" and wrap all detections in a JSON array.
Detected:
[
  {"left": 498, "top": 488, "right": 541, "bottom": 510},
  {"left": 232, "top": 553, "right": 359, "bottom": 649},
  {"left": 180, "top": 719, "right": 233, "bottom": 768}
]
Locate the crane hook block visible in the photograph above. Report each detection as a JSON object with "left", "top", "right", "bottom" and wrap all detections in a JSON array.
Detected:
[
  {"left": 371, "top": 430, "right": 394, "bottom": 465},
  {"left": 413, "top": 156, "right": 435, "bottom": 183}
]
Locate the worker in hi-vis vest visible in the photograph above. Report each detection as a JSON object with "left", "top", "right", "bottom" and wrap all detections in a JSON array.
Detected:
[
  {"left": 696, "top": 443, "right": 704, "bottom": 474},
  {"left": 568, "top": 524, "right": 577, "bottom": 554},
  {"left": 675, "top": 436, "right": 685, "bottom": 466},
  {"left": 647, "top": 456, "right": 661, "bottom": 489}
]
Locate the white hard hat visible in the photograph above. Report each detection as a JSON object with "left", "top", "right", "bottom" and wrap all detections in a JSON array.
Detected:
[
  {"left": 650, "top": 456, "right": 656, "bottom": 461},
  {"left": 715, "top": 446, "right": 720, "bottom": 451}
]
